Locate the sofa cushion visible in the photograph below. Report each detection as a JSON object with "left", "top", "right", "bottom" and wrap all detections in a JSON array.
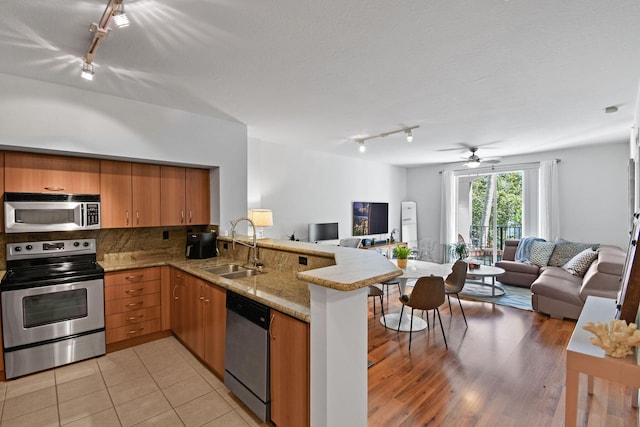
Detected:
[
  {"left": 548, "top": 240, "right": 599, "bottom": 267},
  {"left": 528, "top": 241, "right": 555, "bottom": 267},
  {"left": 495, "top": 260, "right": 539, "bottom": 275},
  {"left": 530, "top": 269, "right": 583, "bottom": 306},
  {"left": 597, "top": 245, "right": 626, "bottom": 276},
  {"left": 562, "top": 248, "right": 598, "bottom": 277}
]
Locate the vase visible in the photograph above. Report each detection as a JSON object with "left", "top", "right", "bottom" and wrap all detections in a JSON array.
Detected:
[{"left": 397, "top": 258, "right": 407, "bottom": 268}]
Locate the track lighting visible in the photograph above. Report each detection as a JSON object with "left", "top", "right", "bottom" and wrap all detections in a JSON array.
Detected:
[
  {"left": 80, "top": 0, "right": 131, "bottom": 80},
  {"left": 112, "top": 3, "right": 130, "bottom": 28},
  {"left": 81, "top": 62, "right": 95, "bottom": 81},
  {"left": 352, "top": 125, "right": 419, "bottom": 152}
]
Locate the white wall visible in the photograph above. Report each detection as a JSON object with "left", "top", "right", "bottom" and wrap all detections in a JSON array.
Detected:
[
  {"left": 247, "top": 139, "right": 407, "bottom": 242},
  {"left": 407, "top": 142, "right": 631, "bottom": 260},
  {"left": 0, "top": 73, "right": 248, "bottom": 228}
]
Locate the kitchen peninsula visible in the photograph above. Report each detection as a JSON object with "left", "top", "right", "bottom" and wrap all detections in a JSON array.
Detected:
[{"left": 100, "top": 236, "right": 401, "bottom": 427}]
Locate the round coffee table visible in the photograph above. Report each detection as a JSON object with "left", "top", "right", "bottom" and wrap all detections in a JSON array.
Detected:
[{"left": 463, "top": 264, "right": 506, "bottom": 297}]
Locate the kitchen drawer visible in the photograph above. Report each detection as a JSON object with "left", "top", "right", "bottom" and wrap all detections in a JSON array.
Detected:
[
  {"left": 105, "top": 293, "right": 161, "bottom": 315},
  {"left": 106, "top": 306, "right": 161, "bottom": 330},
  {"left": 105, "top": 280, "right": 161, "bottom": 301},
  {"left": 105, "top": 267, "right": 161, "bottom": 287},
  {"left": 171, "top": 268, "right": 187, "bottom": 286},
  {"left": 106, "top": 318, "right": 162, "bottom": 344}
]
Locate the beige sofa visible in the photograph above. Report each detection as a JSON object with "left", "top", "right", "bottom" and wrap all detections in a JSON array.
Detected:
[{"left": 496, "top": 240, "right": 626, "bottom": 320}]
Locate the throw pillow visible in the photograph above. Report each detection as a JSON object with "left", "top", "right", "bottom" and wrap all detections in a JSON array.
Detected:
[
  {"left": 528, "top": 241, "right": 555, "bottom": 266},
  {"left": 548, "top": 240, "right": 599, "bottom": 267},
  {"left": 563, "top": 248, "right": 599, "bottom": 277}
]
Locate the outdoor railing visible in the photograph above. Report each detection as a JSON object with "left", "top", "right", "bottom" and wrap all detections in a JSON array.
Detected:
[{"left": 469, "top": 225, "right": 522, "bottom": 251}]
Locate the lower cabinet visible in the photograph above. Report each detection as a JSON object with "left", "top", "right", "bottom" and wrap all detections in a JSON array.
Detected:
[
  {"left": 270, "top": 311, "right": 310, "bottom": 427},
  {"left": 170, "top": 268, "right": 226, "bottom": 377},
  {"left": 105, "top": 267, "right": 163, "bottom": 344}
]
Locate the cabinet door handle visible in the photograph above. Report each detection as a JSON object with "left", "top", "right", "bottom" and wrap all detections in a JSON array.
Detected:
[
  {"left": 173, "top": 285, "right": 179, "bottom": 300},
  {"left": 125, "top": 288, "right": 144, "bottom": 294},
  {"left": 204, "top": 299, "right": 209, "bottom": 304},
  {"left": 189, "top": 210, "right": 193, "bottom": 223},
  {"left": 44, "top": 186, "right": 64, "bottom": 191},
  {"left": 126, "top": 301, "right": 143, "bottom": 307},
  {"left": 128, "top": 328, "right": 144, "bottom": 335},
  {"left": 125, "top": 211, "right": 129, "bottom": 226},
  {"left": 199, "top": 296, "right": 205, "bottom": 301},
  {"left": 136, "top": 211, "right": 140, "bottom": 224},
  {"left": 181, "top": 210, "right": 185, "bottom": 223},
  {"left": 269, "top": 314, "right": 275, "bottom": 340}
]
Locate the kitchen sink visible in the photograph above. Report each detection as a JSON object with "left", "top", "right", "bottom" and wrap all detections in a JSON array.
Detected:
[
  {"left": 219, "top": 269, "right": 264, "bottom": 280},
  {"left": 201, "top": 264, "right": 248, "bottom": 275}
]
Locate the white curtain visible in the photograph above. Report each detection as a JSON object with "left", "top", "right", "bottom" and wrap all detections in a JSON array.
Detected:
[
  {"left": 440, "top": 171, "right": 456, "bottom": 261},
  {"left": 539, "top": 160, "right": 560, "bottom": 241}
]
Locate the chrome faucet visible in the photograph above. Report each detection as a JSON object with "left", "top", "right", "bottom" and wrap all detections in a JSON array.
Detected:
[{"left": 230, "top": 217, "right": 262, "bottom": 268}]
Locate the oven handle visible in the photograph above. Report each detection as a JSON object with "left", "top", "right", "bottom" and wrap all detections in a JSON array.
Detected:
[{"left": 125, "top": 288, "right": 144, "bottom": 294}]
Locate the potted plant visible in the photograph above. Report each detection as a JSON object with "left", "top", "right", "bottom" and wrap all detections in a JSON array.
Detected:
[
  {"left": 393, "top": 245, "right": 412, "bottom": 268},
  {"left": 450, "top": 242, "right": 468, "bottom": 260}
]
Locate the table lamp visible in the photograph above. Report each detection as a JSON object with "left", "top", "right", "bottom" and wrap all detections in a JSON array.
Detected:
[{"left": 249, "top": 209, "right": 273, "bottom": 239}]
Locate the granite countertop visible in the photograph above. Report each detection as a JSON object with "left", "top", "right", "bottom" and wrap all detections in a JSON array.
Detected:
[{"left": 99, "top": 238, "right": 402, "bottom": 323}]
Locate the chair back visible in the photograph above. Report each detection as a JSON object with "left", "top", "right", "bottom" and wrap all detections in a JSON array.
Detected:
[
  {"left": 445, "top": 260, "right": 468, "bottom": 292},
  {"left": 339, "top": 237, "right": 362, "bottom": 248},
  {"left": 405, "top": 276, "right": 445, "bottom": 310}
]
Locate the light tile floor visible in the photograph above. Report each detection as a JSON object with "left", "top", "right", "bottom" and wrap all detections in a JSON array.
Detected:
[{"left": 0, "top": 337, "right": 271, "bottom": 426}]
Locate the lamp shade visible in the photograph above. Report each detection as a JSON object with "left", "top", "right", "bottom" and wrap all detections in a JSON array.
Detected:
[{"left": 249, "top": 209, "right": 273, "bottom": 227}]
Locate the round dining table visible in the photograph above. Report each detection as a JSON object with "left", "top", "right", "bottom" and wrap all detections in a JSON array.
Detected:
[{"left": 381, "top": 259, "right": 452, "bottom": 332}]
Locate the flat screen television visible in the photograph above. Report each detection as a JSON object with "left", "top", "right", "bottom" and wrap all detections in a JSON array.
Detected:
[
  {"left": 352, "top": 202, "right": 389, "bottom": 236},
  {"left": 309, "top": 222, "right": 339, "bottom": 242}
]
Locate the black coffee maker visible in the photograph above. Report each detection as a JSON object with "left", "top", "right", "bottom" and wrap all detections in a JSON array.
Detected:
[{"left": 186, "top": 232, "right": 218, "bottom": 259}]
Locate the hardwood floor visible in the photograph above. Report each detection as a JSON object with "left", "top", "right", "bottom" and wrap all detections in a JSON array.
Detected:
[{"left": 367, "top": 287, "right": 639, "bottom": 426}]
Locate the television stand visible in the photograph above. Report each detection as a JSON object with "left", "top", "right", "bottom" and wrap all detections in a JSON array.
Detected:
[{"left": 360, "top": 242, "right": 407, "bottom": 258}]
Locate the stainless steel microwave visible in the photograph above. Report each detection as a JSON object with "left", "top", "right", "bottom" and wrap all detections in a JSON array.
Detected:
[{"left": 4, "top": 193, "right": 101, "bottom": 233}]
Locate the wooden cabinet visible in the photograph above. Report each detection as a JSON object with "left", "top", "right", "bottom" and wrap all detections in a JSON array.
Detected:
[
  {"left": 161, "top": 166, "right": 210, "bottom": 226},
  {"left": 100, "top": 160, "right": 132, "bottom": 228},
  {"left": 132, "top": 163, "right": 161, "bottom": 227},
  {"left": 203, "top": 284, "right": 226, "bottom": 377},
  {"left": 5, "top": 152, "right": 100, "bottom": 194},
  {"left": 169, "top": 268, "right": 226, "bottom": 376},
  {"left": 270, "top": 311, "right": 310, "bottom": 427},
  {"left": 100, "top": 160, "right": 161, "bottom": 228},
  {"left": 105, "top": 267, "right": 162, "bottom": 344}
]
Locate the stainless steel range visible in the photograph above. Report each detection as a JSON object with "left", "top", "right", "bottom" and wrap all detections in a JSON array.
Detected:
[{"left": 1, "top": 238, "right": 105, "bottom": 379}]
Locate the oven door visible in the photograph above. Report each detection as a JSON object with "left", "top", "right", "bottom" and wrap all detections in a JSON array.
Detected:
[{"left": 1, "top": 278, "right": 104, "bottom": 349}]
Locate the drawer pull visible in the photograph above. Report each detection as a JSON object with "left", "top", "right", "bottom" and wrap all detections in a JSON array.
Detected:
[
  {"left": 44, "top": 186, "right": 64, "bottom": 191},
  {"left": 125, "top": 274, "right": 144, "bottom": 281},
  {"left": 127, "top": 315, "right": 144, "bottom": 321},
  {"left": 125, "top": 288, "right": 144, "bottom": 294},
  {"left": 126, "top": 301, "right": 143, "bottom": 307},
  {"left": 128, "top": 328, "right": 144, "bottom": 335}
]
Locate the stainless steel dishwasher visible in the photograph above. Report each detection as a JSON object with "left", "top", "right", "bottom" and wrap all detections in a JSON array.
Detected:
[{"left": 224, "top": 291, "right": 271, "bottom": 421}]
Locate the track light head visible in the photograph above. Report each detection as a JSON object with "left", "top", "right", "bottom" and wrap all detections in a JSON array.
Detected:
[
  {"left": 81, "top": 62, "right": 95, "bottom": 81},
  {"left": 405, "top": 129, "right": 413, "bottom": 142},
  {"left": 357, "top": 139, "right": 366, "bottom": 153},
  {"left": 112, "top": 3, "right": 130, "bottom": 28}
]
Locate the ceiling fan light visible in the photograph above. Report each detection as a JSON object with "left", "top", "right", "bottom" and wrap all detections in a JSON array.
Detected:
[{"left": 466, "top": 159, "right": 480, "bottom": 168}]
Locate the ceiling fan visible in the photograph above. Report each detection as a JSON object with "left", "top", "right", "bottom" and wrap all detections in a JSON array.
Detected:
[
  {"left": 463, "top": 147, "right": 501, "bottom": 168},
  {"left": 437, "top": 142, "right": 502, "bottom": 168}
]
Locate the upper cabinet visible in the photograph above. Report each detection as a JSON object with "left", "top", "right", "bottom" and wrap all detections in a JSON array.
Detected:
[
  {"left": 5, "top": 152, "right": 100, "bottom": 194},
  {"left": 100, "top": 160, "right": 133, "bottom": 228},
  {"left": 132, "top": 163, "right": 161, "bottom": 227},
  {"left": 100, "top": 160, "right": 161, "bottom": 228},
  {"left": 161, "top": 166, "right": 210, "bottom": 226}
]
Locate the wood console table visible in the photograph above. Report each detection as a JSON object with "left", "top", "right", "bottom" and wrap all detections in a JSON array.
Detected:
[
  {"left": 360, "top": 242, "right": 406, "bottom": 258},
  {"left": 565, "top": 296, "right": 640, "bottom": 426}
]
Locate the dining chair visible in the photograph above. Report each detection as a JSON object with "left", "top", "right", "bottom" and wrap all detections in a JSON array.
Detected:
[
  {"left": 445, "top": 260, "right": 468, "bottom": 328},
  {"left": 368, "top": 285, "right": 386, "bottom": 327},
  {"left": 380, "top": 278, "right": 401, "bottom": 309},
  {"left": 397, "top": 276, "right": 447, "bottom": 350}
]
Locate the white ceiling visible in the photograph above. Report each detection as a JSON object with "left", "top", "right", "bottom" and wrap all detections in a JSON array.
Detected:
[{"left": 1, "top": 0, "right": 639, "bottom": 167}]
